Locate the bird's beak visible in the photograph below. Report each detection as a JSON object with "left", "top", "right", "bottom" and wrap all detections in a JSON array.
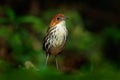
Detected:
[
  {"left": 65, "top": 16, "right": 69, "bottom": 20},
  {"left": 62, "top": 16, "right": 68, "bottom": 20}
]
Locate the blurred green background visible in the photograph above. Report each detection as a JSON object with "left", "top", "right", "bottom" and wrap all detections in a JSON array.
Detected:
[{"left": 0, "top": 0, "right": 120, "bottom": 80}]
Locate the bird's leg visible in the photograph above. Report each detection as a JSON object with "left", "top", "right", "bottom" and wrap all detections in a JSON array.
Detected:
[
  {"left": 55, "top": 56, "right": 58, "bottom": 70},
  {"left": 45, "top": 54, "right": 49, "bottom": 67}
]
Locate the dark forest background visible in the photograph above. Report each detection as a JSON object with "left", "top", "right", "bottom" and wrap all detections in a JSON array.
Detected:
[{"left": 0, "top": 0, "right": 120, "bottom": 80}]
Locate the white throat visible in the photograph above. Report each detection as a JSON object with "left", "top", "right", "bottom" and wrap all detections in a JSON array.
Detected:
[
  {"left": 56, "top": 21, "right": 66, "bottom": 28},
  {"left": 55, "top": 20, "right": 67, "bottom": 38}
]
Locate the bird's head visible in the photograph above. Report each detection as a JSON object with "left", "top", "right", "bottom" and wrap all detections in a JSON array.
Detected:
[{"left": 49, "top": 13, "right": 67, "bottom": 28}]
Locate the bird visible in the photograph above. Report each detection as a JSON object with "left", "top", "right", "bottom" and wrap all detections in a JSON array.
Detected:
[{"left": 43, "top": 13, "right": 68, "bottom": 69}]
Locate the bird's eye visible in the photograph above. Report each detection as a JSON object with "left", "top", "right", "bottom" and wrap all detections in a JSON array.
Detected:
[{"left": 56, "top": 17, "right": 60, "bottom": 20}]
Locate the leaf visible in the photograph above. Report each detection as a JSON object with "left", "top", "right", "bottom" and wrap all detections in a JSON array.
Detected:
[
  {"left": 0, "top": 18, "right": 9, "bottom": 23},
  {"left": 0, "top": 27, "right": 10, "bottom": 38},
  {"left": 17, "top": 15, "right": 46, "bottom": 32},
  {"left": 5, "top": 8, "right": 16, "bottom": 22}
]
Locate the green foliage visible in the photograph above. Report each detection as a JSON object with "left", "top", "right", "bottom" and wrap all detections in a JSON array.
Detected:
[
  {"left": 102, "top": 26, "right": 120, "bottom": 43},
  {"left": 0, "top": 27, "right": 11, "bottom": 39},
  {"left": 5, "top": 8, "right": 16, "bottom": 22},
  {"left": 17, "top": 16, "right": 45, "bottom": 31},
  {"left": 0, "top": 5, "right": 120, "bottom": 80}
]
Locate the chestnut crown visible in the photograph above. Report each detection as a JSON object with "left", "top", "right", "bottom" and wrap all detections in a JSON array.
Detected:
[{"left": 49, "top": 13, "right": 67, "bottom": 27}]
